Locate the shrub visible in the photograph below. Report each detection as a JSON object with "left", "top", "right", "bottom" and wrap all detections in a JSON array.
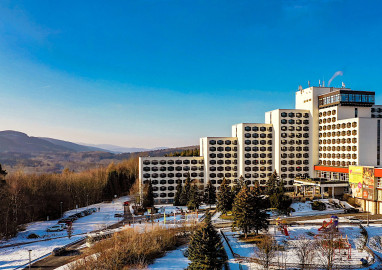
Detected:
[
  {"left": 27, "top": 233, "right": 39, "bottom": 239},
  {"left": 70, "top": 225, "right": 191, "bottom": 269},
  {"left": 312, "top": 201, "right": 326, "bottom": 211}
]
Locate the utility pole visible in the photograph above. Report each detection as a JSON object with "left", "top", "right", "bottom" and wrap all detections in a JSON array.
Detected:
[{"left": 28, "top": 249, "right": 32, "bottom": 270}]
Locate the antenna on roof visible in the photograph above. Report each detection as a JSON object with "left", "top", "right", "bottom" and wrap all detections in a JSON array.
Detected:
[
  {"left": 298, "top": 85, "right": 303, "bottom": 92},
  {"left": 322, "top": 80, "right": 325, "bottom": 87},
  {"left": 308, "top": 80, "right": 310, "bottom": 87},
  {"left": 319, "top": 80, "right": 321, "bottom": 87},
  {"left": 342, "top": 82, "right": 346, "bottom": 88}
]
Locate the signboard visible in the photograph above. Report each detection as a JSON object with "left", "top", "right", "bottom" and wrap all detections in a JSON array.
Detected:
[
  {"left": 362, "top": 167, "right": 376, "bottom": 201},
  {"left": 378, "top": 190, "right": 382, "bottom": 201},
  {"left": 349, "top": 166, "right": 363, "bottom": 198},
  {"left": 349, "top": 166, "right": 376, "bottom": 201}
]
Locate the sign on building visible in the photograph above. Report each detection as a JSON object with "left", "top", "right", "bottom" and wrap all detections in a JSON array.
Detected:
[
  {"left": 349, "top": 166, "right": 376, "bottom": 201},
  {"left": 349, "top": 166, "right": 363, "bottom": 198}
]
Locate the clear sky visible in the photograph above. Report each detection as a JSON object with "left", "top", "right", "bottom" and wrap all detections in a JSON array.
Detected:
[{"left": 1, "top": 0, "right": 382, "bottom": 148}]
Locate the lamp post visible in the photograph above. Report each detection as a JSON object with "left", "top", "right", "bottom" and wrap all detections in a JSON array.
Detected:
[
  {"left": 60, "top": 202, "right": 63, "bottom": 218},
  {"left": 28, "top": 249, "right": 32, "bottom": 270}
]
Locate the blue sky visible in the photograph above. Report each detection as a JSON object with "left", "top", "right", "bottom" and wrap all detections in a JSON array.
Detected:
[{"left": 1, "top": 0, "right": 382, "bottom": 148}]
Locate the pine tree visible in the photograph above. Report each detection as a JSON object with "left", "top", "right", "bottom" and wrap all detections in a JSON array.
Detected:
[
  {"left": 266, "top": 170, "right": 278, "bottom": 196},
  {"left": 216, "top": 178, "right": 233, "bottom": 214},
  {"left": 203, "top": 181, "right": 216, "bottom": 207},
  {"left": 269, "top": 179, "right": 292, "bottom": 214},
  {"left": 180, "top": 174, "right": 192, "bottom": 205},
  {"left": 187, "top": 184, "right": 200, "bottom": 210},
  {"left": 173, "top": 181, "right": 183, "bottom": 206},
  {"left": 142, "top": 180, "right": 154, "bottom": 208},
  {"left": 232, "top": 176, "right": 244, "bottom": 197},
  {"left": 187, "top": 217, "right": 228, "bottom": 269},
  {"left": 232, "top": 184, "right": 269, "bottom": 238}
]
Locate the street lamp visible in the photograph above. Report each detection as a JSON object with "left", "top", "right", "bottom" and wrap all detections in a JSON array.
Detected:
[
  {"left": 60, "top": 202, "right": 63, "bottom": 218},
  {"left": 28, "top": 249, "right": 32, "bottom": 270}
]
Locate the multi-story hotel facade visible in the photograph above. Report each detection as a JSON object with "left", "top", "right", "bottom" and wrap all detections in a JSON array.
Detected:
[{"left": 139, "top": 84, "right": 382, "bottom": 214}]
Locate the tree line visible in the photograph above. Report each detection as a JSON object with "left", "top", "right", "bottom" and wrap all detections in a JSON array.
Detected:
[
  {"left": 164, "top": 148, "right": 200, "bottom": 157},
  {"left": 0, "top": 158, "right": 138, "bottom": 238}
]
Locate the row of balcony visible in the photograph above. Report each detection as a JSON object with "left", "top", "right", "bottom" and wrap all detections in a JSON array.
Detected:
[
  {"left": 280, "top": 119, "right": 309, "bottom": 125},
  {"left": 209, "top": 140, "right": 237, "bottom": 145},
  {"left": 244, "top": 146, "right": 272, "bottom": 152},
  {"left": 244, "top": 153, "right": 272, "bottom": 159},
  {"left": 142, "top": 172, "right": 204, "bottom": 179},
  {"left": 280, "top": 166, "right": 309, "bottom": 172},
  {"left": 244, "top": 126, "right": 272, "bottom": 132},
  {"left": 244, "top": 140, "right": 272, "bottom": 145},
  {"left": 244, "top": 133, "right": 272, "bottom": 138},
  {"left": 209, "top": 153, "right": 237, "bottom": 158},
  {"left": 281, "top": 146, "right": 309, "bottom": 152},
  {"left": 280, "top": 153, "right": 309, "bottom": 158},
  {"left": 143, "top": 166, "right": 203, "bottom": 172},
  {"left": 281, "top": 126, "right": 309, "bottom": 131},
  {"left": 142, "top": 159, "right": 203, "bottom": 165},
  {"left": 280, "top": 112, "right": 309, "bottom": 118},
  {"left": 280, "top": 140, "right": 309, "bottom": 145},
  {"left": 209, "top": 146, "right": 237, "bottom": 152},
  {"left": 281, "top": 133, "right": 309, "bottom": 138}
]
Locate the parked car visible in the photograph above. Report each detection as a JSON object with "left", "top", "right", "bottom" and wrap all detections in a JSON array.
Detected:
[
  {"left": 345, "top": 208, "right": 359, "bottom": 213},
  {"left": 47, "top": 224, "right": 65, "bottom": 232},
  {"left": 52, "top": 247, "right": 66, "bottom": 256},
  {"left": 348, "top": 218, "right": 362, "bottom": 224},
  {"left": 114, "top": 213, "right": 123, "bottom": 218},
  {"left": 58, "top": 218, "right": 73, "bottom": 225},
  {"left": 57, "top": 223, "right": 68, "bottom": 229}
]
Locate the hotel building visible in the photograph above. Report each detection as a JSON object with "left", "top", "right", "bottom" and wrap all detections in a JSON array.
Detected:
[{"left": 139, "top": 84, "right": 382, "bottom": 214}]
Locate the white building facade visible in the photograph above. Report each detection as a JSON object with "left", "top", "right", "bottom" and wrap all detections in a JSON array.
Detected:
[{"left": 140, "top": 85, "right": 382, "bottom": 206}]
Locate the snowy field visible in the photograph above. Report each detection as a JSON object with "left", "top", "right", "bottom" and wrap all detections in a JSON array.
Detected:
[
  {"left": 288, "top": 199, "right": 345, "bottom": 217},
  {"left": 0, "top": 196, "right": 128, "bottom": 270},
  {"left": 222, "top": 220, "right": 375, "bottom": 269},
  {"left": 148, "top": 245, "right": 190, "bottom": 269}
]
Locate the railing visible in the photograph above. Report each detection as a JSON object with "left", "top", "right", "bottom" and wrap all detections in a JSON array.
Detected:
[{"left": 13, "top": 236, "right": 86, "bottom": 270}]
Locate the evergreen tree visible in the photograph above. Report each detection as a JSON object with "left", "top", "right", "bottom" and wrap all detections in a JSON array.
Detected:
[
  {"left": 180, "top": 174, "right": 192, "bottom": 205},
  {"left": 187, "top": 184, "right": 200, "bottom": 210},
  {"left": 0, "top": 164, "right": 7, "bottom": 179},
  {"left": 232, "top": 184, "right": 269, "bottom": 238},
  {"left": 142, "top": 180, "right": 154, "bottom": 208},
  {"left": 187, "top": 217, "right": 228, "bottom": 269},
  {"left": 203, "top": 181, "right": 216, "bottom": 207},
  {"left": 173, "top": 181, "right": 183, "bottom": 206},
  {"left": 269, "top": 179, "right": 292, "bottom": 214},
  {"left": 216, "top": 178, "right": 233, "bottom": 214},
  {"left": 232, "top": 176, "right": 244, "bottom": 197},
  {"left": 266, "top": 171, "right": 278, "bottom": 196}
]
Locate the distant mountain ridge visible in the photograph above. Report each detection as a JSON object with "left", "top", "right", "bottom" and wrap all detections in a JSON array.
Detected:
[
  {"left": 0, "top": 130, "right": 171, "bottom": 154},
  {"left": 80, "top": 143, "right": 169, "bottom": 153}
]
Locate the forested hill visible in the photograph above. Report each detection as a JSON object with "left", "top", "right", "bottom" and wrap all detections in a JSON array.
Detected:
[
  {"left": 0, "top": 130, "right": 105, "bottom": 153},
  {"left": 0, "top": 142, "right": 198, "bottom": 174}
]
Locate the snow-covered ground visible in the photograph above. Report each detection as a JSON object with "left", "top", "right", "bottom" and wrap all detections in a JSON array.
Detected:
[
  {"left": 288, "top": 200, "right": 345, "bottom": 217},
  {"left": 148, "top": 245, "right": 190, "bottom": 269},
  {"left": 0, "top": 196, "right": 128, "bottom": 270},
  {"left": 222, "top": 220, "right": 373, "bottom": 269}
]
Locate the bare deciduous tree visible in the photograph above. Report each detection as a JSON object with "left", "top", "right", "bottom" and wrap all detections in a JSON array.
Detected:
[
  {"left": 293, "top": 235, "right": 317, "bottom": 269},
  {"left": 254, "top": 234, "right": 277, "bottom": 270},
  {"left": 316, "top": 231, "right": 339, "bottom": 270}
]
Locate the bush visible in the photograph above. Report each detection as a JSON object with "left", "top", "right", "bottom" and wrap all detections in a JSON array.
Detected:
[
  {"left": 27, "top": 233, "right": 39, "bottom": 239},
  {"left": 311, "top": 201, "right": 326, "bottom": 211},
  {"left": 70, "top": 225, "right": 191, "bottom": 269}
]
